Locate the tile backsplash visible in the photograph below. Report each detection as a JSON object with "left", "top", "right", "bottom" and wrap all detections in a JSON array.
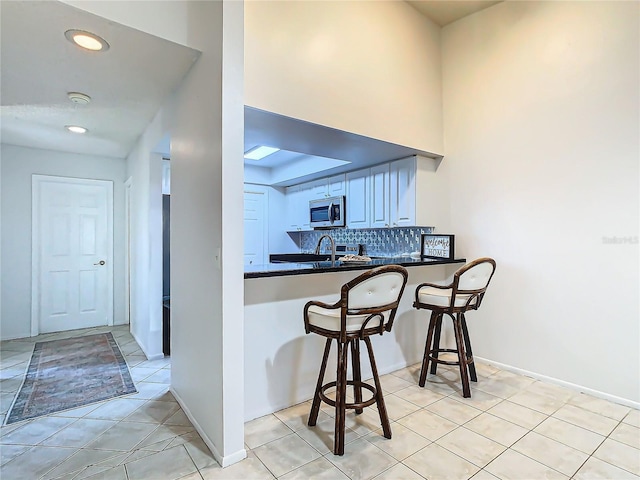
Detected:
[{"left": 293, "top": 227, "right": 434, "bottom": 257}]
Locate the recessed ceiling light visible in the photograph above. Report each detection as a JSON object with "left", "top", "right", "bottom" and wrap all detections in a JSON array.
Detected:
[
  {"left": 67, "top": 92, "right": 91, "bottom": 105},
  {"left": 64, "top": 29, "right": 109, "bottom": 52},
  {"left": 66, "top": 125, "right": 88, "bottom": 134},
  {"left": 244, "top": 146, "right": 280, "bottom": 161}
]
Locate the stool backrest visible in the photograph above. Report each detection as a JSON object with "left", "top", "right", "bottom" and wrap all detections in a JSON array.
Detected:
[
  {"left": 452, "top": 257, "right": 496, "bottom": 309},
  {"left": 347, "top": 270, "right": 407, "bottom": 309},
  {"left": 341, "top": 265, "right": 409, "bottom": 338}
]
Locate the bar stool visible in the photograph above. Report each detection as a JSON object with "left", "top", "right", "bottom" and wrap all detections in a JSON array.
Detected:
[
  {"left": 304, "top": 265, "right": 409, "bottom": 455},
  {"left": 413, "top": 258, "right": 496, "bottom": 398}
]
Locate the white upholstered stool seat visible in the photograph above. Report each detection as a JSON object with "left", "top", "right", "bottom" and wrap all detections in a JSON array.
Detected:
[
  {"left": 416, "top": 287, "right": 477, "bottom": 309},
  {"left": 304, "top": 265, "right": 408, "bottom": 456},
  {"left": 413, "top": 258, "right": 496, "bottom": 398},
  {"left": 306, "top": 305, "right": 389, "bottom": 332}
]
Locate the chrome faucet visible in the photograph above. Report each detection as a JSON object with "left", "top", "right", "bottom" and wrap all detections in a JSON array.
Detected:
[{"left": 315, "top": 234, "right": 336, "bottom": 264}]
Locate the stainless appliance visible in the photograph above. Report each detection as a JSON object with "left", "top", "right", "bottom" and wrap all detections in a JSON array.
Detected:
[{"left": 309, "top": 196, "right": 346, "bottom": 228}]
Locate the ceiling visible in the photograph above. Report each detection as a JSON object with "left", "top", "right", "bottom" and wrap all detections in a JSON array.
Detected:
[
  {"left": 407, "top": 1, "right": 502, "bottom": 26},
  {"left": 0, "top": 1, "right": 200, "bottom": 159},
  {"left": 1, "top": 0, "right": 499, "bottom": 184}
]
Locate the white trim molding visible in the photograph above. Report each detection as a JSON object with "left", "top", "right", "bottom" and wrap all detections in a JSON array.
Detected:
[
  {"left": 475, "top": 356, "right": 640, "bottom": 410},
  {"left": 171, "top": 387, "right": 247, "bottom": 468}
]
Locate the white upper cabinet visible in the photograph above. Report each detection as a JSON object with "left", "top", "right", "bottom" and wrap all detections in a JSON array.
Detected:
[
  {"left": 285, "top": 176, "right": 346, "bottom": 231},
  {"left": 285, "top": 183, "right": 313, "bottom": 231},
  {"left": 298, "top": 182, "right": 314, "bottom": 230},
  {"left": 285, "top": 185, "right": 302, "bottom": 231},
  {"left": 390, "top": 157, "right": 416, "bottom": 227},
  {"left": 346, "top": 168, "right": 370, "bottom": 228},
  {"left": 328, "top": 174, "right": 346, "bottom": 196},
  {"left": 309, "top": 180, "right": 328, "bottom": 200},
  {"left": 370, "top": 164, "right": 390, "bottom": 228},
  {"left": 310, "top": 175, "right": 346, "bottom": 199},
  {"left": 283, "top": 156, "right": 440, "bottom": 231}
]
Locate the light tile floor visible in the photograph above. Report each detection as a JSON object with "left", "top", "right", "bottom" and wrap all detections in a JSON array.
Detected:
[{"left": 1, "top": 326, "right": 639, "bottom": 479}]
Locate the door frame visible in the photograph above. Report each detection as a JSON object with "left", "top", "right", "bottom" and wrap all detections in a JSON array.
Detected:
[
  {"left": 124, "top": 177, "right": 132, "bottom": 328},
  {"left": 31, "top": 174, "right": 114, "bottom": 337}
]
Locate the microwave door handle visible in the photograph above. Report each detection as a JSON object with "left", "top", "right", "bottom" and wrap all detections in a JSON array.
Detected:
[{"left": 328, "top": 202, "right": 334, "bottom": 224}]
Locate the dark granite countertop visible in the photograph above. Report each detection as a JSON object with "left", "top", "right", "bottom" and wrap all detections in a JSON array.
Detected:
[{"left": 244, "top": 256, "right": 466, "bottom": 279}]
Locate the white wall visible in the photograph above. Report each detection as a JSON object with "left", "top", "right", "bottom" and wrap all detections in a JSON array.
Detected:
[
  {"left": 63, "top": 0, "right": 246, "bottom": 466},
  {"left": 170, "top": 0, "right": 246, "bottom": 467},
  {"left": 243, "top": 164, "right": 272, "bottom": 186},
  {"left": 243, "top": 183, "right": 293, "bottom": 255},
  {"left": 0, "top": 148, "right": 2, "bottom": 333},
  {"left": 245, "top": 0, "right": 443, "bottom": 154},
  {"left": 415, "top": 155, "right": 449, "bottom": 230},
  {"left": 0, "top": 144, "right": 126, "bottom": 340},
  {"left": 267, "top": 187, "right": 296, "bottom": 253},
  {"left": 441, "top": 1, "right": 639, "bottom": 403},
  {"left": 125, "top": 107, "right": 167, "bottom": 360}
]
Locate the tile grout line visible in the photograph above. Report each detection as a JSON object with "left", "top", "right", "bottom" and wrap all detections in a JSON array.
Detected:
[
  {"left": 577, "top": 415, "right": 637, "bottom": 478},
  {"left": 5, "top": 325, "right": 640, "bottom": 480},
  {"left": 470, "top": 394, "right": 637, "bottom": 480}
]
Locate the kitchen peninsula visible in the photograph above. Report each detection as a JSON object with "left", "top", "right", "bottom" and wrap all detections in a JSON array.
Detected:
[
  {"left": 245, "top": 255, "right": 463, "bottom": 278},
  {"left": 243, "top": 256, "right": 465, "bottom": 421}
]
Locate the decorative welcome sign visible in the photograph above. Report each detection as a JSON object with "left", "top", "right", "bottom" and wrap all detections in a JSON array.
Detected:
[{"left": 420, "top": 234, "right": 455, "bottom": 260}]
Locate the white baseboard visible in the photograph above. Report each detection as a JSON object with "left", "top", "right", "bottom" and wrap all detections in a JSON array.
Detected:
[
  {"left": 171, "top": 387, "right": 247, "bottom": 468},
  {"left": 0, "top": 333, "right": 29, "bottom": 341},
  {"left": 475, "top": 356, "right": 640, "bottom": 410},
  {"left": 144, "top": 352, "right": 165, "bottom": 361},
  {"left": 129, "top": 330, "right": 164, "bottom": 361}
]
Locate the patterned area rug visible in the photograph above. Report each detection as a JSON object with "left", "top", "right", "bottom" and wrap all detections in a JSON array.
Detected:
[{"left": 5, "top": 332, "right": 137, "bottom": 424}]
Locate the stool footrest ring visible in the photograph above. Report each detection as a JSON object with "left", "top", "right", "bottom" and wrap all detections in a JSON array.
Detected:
[
  {"left": 319, "top": 380, "right": 377, "bottom": 410},
  {"left": 429, "top": 348, "right": 470, "bottom": 366}
]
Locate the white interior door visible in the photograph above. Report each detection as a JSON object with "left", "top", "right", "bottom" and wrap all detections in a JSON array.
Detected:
[
  {"left": 32, "top": 175, "right": 113, "bottom": 335},
  {"left": 244, "top": 189, "right": 268, "bottom": 266}
]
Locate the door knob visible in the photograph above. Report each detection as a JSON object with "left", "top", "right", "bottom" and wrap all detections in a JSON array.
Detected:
[{"left": 94, "top": 260, "right": 106, "bottom": 266}]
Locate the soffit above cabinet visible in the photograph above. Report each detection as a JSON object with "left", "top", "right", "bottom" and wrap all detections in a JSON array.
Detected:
[{"left": 244, "top": 107, "right": 442, "bottom": 187}]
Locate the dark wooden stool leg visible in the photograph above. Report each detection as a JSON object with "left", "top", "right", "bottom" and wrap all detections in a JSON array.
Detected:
[
  {"left": 453, "top": 314, "right": 471, "bottom": 398},
  {"left": 419, "top": 311, "right": 438, "bottom": 387},
  {"left": 364, "top": 337, "right": 391, "bottom": 439},
  {"left": 351, "top": 339, "right": 363, "bottom": 414},
  {"left": 334, "top": 340, "right": 349, "bottom": 455},
  {"left": 308, "top": 338, "right": 332, "bottom": 426},
  {"left": 430, "top": 315, "right": 443, "bottom": 375},
  {"left": 460, "top": 313, "right": 477, "bottom": 382}
]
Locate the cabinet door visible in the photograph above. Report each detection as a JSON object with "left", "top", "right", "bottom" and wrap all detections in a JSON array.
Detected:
[
  {"left": 370, "top": 164, "right": 390, "bottom": 228},
  {"left": 390, "top": 157, "right": 416, "bottom": 227},
  {"left": 244, "top": 190, "right": 268, "bottom": 265},
  {"left": 346, "top": 169, "right": 370, "bottom": 228},
  {"left": 297, "top": 182, "right": 314, "bottom": 230},
  {"left": 328, "top": 174, "right": 346, "bottom": 196},
  {"left": 310, "top": 179, "right": 328, "bottom": 200},
  {"left": 285, "top": 185, "right": 302, "bottom": 231}
]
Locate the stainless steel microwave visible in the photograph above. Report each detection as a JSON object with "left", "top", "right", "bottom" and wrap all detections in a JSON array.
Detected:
[{"left": 309, "top": 196, "right": 346, "bottom": 228}]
